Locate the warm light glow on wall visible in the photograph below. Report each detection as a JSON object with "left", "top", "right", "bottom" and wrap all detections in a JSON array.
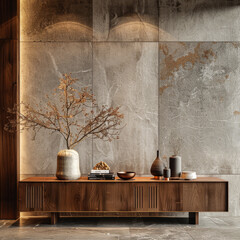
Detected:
[
  {"left": 20, "top": 21, "right": 92, "bottom": 41},
  {"left": 111, "top": 22, "right": 158, "bottom": 31},
  {"left": 44, "top": 21, "right": 92, "bottom": 35},
  {"left": 19, "top": 1, "right": 94, "bottom": 176},
  {"left": 20, "top": 0, "right": 93, "bottom": 41},
  {"left": 108, "top": 21, "right": 158, "bottom": 39}
]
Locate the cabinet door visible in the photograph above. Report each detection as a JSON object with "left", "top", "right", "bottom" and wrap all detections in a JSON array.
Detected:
[
  {"left": 132, "top": 183, "right": 183, "bottom": 212},
  {"left": 44, "top": 182, "right": 131, "bottom": 212},
  {"left": 159, "top": 183, "right": 183, "bottom": 211},
  {"left": 19, "top": 183, "right": 44, "bottom": 211},
  {"left": 44, "top": 183, "right": 99, "bottom": 211},
  {"left": 182, "top": 182, "right": 228, "bottom": 212},
  {"left": 101, "top": 183, "right": 132, "bottom": 211}
]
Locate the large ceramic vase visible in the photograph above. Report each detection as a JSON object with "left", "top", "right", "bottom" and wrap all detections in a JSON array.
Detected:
[
  {"left": 150, "top": 150, "right": 164, "bottom": 179},
  {"left": 56, "top": 149, "right": 81, "bottom": 180}
]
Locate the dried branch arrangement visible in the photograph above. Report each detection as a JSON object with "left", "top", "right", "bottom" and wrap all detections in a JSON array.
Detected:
[{"left": 5, "top": 74, "right": 124, "bottom": 149}]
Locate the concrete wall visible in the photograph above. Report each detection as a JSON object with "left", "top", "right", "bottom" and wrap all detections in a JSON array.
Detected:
[{"left": 20, "top": 0, "right": 240, "bottom": 215}]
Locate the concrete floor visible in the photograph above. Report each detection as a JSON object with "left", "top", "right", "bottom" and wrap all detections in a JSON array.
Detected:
[{"left": 0, "top": 216, "right": 240, "bottom": 240}]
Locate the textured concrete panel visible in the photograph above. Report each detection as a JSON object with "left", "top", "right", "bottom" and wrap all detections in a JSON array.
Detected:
[
  {"left": 159, "top": 42, "right": 240, "bottom": 175},
  {"left": 159, "top": 0, "right": 240, "bottom": 41},
  {"left": 20, "top": 0, "right": 92, "bottom": 41},
  {"left": 20, "top": 42, "right": 92, "bottom": 175},
  {"left": 93, "top": 42, "right": 158, "bottom": 174},
  {"left": 93, "top": 0, "right": 159, "bottom": 41}
]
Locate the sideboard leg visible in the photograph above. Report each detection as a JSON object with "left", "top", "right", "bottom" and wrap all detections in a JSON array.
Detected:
[
  {"left": 189, "top": 212, "right": 199, "bottom": 225},
  {"left": 51, "top": 212, "right": 58, "bottom": 225}
]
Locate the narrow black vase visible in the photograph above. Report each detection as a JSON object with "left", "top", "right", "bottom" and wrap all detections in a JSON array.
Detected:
[{"left": 150, "top": 150, "right": 164, "bottom": 179}]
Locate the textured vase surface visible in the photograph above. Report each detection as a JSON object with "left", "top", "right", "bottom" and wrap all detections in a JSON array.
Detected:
[
  {"left": 56, "top": 149, "right": 81, "bottom": 180},
  {"left": 150, "top": 150, "right": 164, "bottom": 177}
]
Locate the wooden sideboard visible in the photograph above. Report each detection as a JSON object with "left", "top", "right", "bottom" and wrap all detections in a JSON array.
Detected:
[{"left": 19, "top": 177, "right": 228, "bottom": 224}]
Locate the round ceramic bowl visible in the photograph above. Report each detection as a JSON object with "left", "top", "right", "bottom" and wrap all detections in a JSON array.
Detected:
[
  {"left": 181, "top": 171, "right": 197, "bottom": 180},
  {"left": 117, "top": 171, "right": 136, "bottom": 180}
]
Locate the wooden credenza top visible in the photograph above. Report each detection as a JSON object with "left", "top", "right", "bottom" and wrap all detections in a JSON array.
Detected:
[{"left": 20, "top": 176, "right": 227, "bottom": 183}]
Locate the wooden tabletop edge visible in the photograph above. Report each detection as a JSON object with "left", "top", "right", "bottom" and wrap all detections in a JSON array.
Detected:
[{"left": 19, "top": 176, "right": 228, "bottom": 183}]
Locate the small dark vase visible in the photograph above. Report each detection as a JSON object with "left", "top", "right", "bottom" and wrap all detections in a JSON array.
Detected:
[
  {"left": 163, "top": 167, "right": 171, "bottom": 180},
  {"left": 150, "top": 150, "right": 164, "bottom": 179}
]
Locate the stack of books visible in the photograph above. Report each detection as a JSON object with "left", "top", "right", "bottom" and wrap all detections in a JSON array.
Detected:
[{"left": 88, "top": 169, "right": 115, "bottom": 180}]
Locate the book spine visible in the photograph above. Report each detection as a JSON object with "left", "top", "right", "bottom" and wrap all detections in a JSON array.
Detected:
[
  {"left": 91, "top": 170, "right": 110, "bottom": 173},
  {"left": 88, "top": 177, "right": 115, "bottom": 180}
]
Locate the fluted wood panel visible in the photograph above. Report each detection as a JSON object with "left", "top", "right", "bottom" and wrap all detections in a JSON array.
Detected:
[
  {"left": 133, "top": 184, "right": 159, "bottom": 211},
  {"left": 134, "top": 185, "right": 144, "bottom": 210},
  {"left": 133, "top": 183, "right": 183, "bottom": 211},
  {"left": 19, "top": 183, "right": 43, "bottom": 211},
  {"left": 0, "top": 0, "right": 19, "bottom": 40},
  {"left": 0, "top": 40, "right": 18, "bottom": 219},
  {"left": 0, "top": 0, "right": 19, "bottom": 220},
  {"left": 26, "top": 184, "right": 43, "bottom": 210},
  {"left": 148, "top": 185, "right": 158, "bottom": 209}
]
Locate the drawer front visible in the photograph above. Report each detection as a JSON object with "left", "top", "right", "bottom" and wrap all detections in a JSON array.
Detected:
[
  {"left": 44, "top": 183, "right": 131, "bottom": 211},
  {"left": 158, "top": 183, "right": 183, "bottom": 211},
  {"left": 182, "top": 182, "right": 228, "bottom": 212}
]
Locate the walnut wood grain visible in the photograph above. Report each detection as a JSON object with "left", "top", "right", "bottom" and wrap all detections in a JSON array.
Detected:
[
  {"left": 131, "top": 183, "right": 183, "bottom": 212},
  {"left": 19, "top": 177, "right": 228, "bottom": 216},
  {"left": 44, "top": 183, "right": 132, "bottom": 212},
  {"left": 18, "top": 177, "right": 228, "bottom": 225},
  {"left": 159, "top": 183, "right": 183, "bottom": 211},
  {"left": 20, "top": 176, "right": 228, "bottom": 183},
  {"left": 59, "top": 212, "right": 190, "bottom": 217},
  {"left": 0, "top": 0, "right": 19, "bottom": 39},
  {"left": 19, "top": 183, "right": 44, "bottom": 212},
  {"left": 182, "top": 182, "right": 228, "bottom": 212},
  {"left": 0, "top": 39, "right": 19, "bottom": 219},
  {"left": 0, "top": 0, "right": 19, "bottom": 220}
]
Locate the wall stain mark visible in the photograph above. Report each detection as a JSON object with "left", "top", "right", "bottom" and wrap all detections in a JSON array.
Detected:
[
  {"left": 159, "top": 84, "right": 172, "bottom": 95},
  {"left": 234, "top": 111, "right": 240, "bottom": 115},
  {"left": 159, "top": 42, "right": 217, "bottom": 82}
]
